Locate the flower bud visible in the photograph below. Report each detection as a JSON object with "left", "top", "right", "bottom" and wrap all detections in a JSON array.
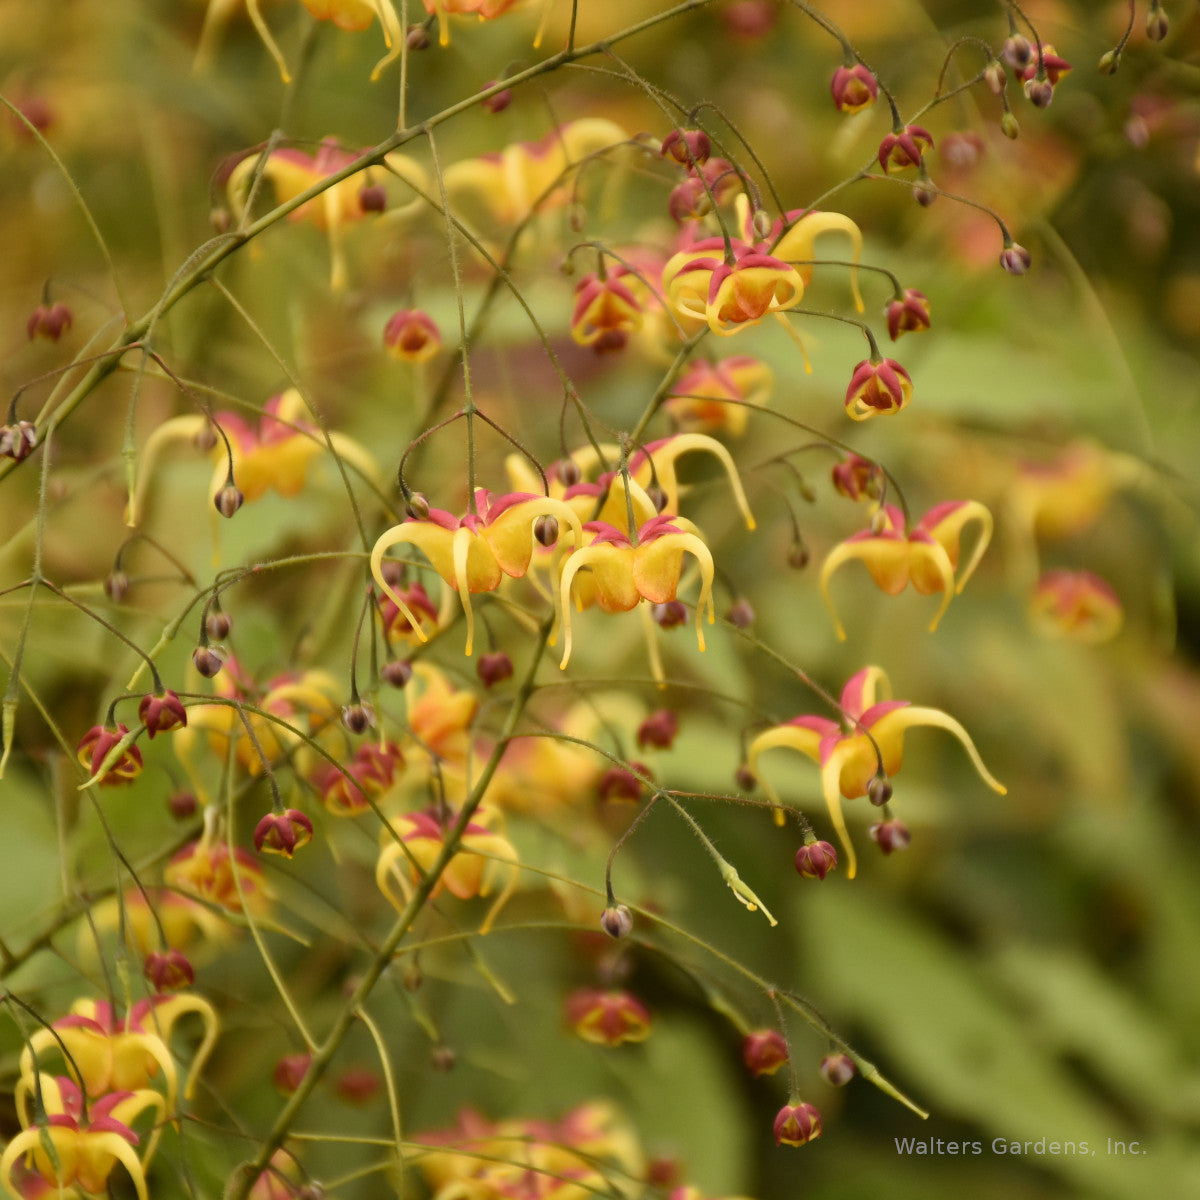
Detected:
[
  {"left": 913, "top": 183, "right": 938, "bottom": 207},
  {"left": 168, "top": 790, "right": 198, "bottom": 820},
  {"left": 598, "top": 763, "right": 651, "bottom": 804},
  {"left": 138, "top": 689, "right": 188, "bottom": 738},
  {"left": 726, "top": 598, "right": 755, "bottom": 628},
  {"left": 382, "top": 660, "right": 413, "bottom": 688},
  {"left": 735, "top": 763, "right": 756, "bottom": 791},
  {"left": 565, "top": 987, "right": 651, "bottom": 1046},
  {"left": 406, "top": 24, "right": 430, "bottom": 49},
  {"left": 274, "top": 1053, "right": 312, "bottom": 1094},
  {"left": 26, "top": 302, "right": 72, "bottom": 341},
  {"left": 1024, "top": 78, "right": 1054, "bottom": 108},
  {"left": 651, "top": 600, "right": 688, "bottom": 629},
  {"left": 868, "top": 817, "right": 911, "bottom": 855},
  {"left": 335, "top": 1066, "right": 381, "bottom": 1105},
  {"left": 1002, "top": 34, "right": 1033, "bottom": 71},
  {"left": 601, "top": 904, "right": 634, "bottom": 939},
  {"left": 787, "top": 540, "right": 810, "bottom": 570},
  {"left": 646, "top": 484, "right": 668, "bottom": 513},
  {"left": 254, "top": 808, "right": 315, "bottom": 858},
  {"left": 1000, "top": 111, "right": 1020, "bottom": 140},
  {"left": 534, "top": 514, "right": 560, "bottom": 546},
  {"left": 830, "top": 64, "right": 879, "bottom": 114},
  {"left": 885, "top": 289, "right": 931, "bottom": 340},
  {"left": 660, "top": 129, "right": 711, "bottom": 167},
  {"left": 844, "top": 357, "right": 913, "bottom": 420},
  {"left": 1146, "top": 6, "right": 1168, "bottom": 41},
  {"left": 637, "top": 709, "right": 679, "bottom": 750},
  {"left": 0, "top": 421, "right": 37, "bottom": 462},
  {"left": 477, "top": 651, "right": 514, "bottom": 688},
  {"left": 1097, "top": 50, "right": 1120, "bottom": 76},
  {"left": 76, "top": 723, "right": 143, "bottom": 785},
  {"left": 104, "top": 570, "right": 130, "bottom": 603},
  {"left": 405, "top": 492, "right": 430, "bottom": 520},
  {"left": 867, "top": 773, "right": 893, "bottom": 807},
  {"left": 794, "top": 840, "right": 838, "bottom": 880},
  {"left": 358, "top": 183, "right": 387, "bottom": 212},
  {"left": 431, "top": 1045, "right": 456, "bottom": 1071},
  {"left": 820, "top": 1052, "right": 856, "bottom": 1086},
  {"left": 144, "top": 949, "right": 195, "bottom": 992},
  {"left": 192, "top": 645, "right": 224, "bottom": 678},
  {"left": 341, "top": 702, "right": 375, "bottom": 734},
  {"left": 742, "top": 1029, "right": 789, "bottom": 1077},
  {"left": 481, "top": 82, "right": 512, "bottom": 114},
  {"left": 384, "top": 309, "right": 441, "bottom": 364},
  {"left": 984, "top": 61, "right": 1007, "bottom": 94},
  {"left": 214, "top": 482, "right": 244, "bottom": 518},
  {"left": 999, "top": 242, "right": 1032, "bottom": 275},
  {"left": 556, "top": 458, "right": 582, "bottom": 487},
  {"left": 774, "top": 1101, "right": 822, "bottom": 1147},
  {"left": 206, "top": 609, "right": 232, "bottom": 640}
]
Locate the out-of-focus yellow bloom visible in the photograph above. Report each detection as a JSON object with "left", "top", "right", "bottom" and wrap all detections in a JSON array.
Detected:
[
  {"left": 748, "top": 666, "right": 1006, "bottom": 877},
  {"left": 1029, "top": 569, "right": 1123, "bottom": 643},
  {"left": 376, "top": 804, "right": 519, "bottom": 933},
  {"left": 820, "top": 501, "right": 992, "bottom": 639},
  {"left": 664, "top": 355, "right": 773, "bottom": 436}
]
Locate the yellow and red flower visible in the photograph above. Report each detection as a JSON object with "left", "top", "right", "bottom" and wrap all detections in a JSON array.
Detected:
[
  {"left": 664, "top": 355, "right": 773, "bottom": 436},
  {"left": 1029, "top": 569, "right": 1123, "bottom": 643},
  {"left": 747, "top": 665, "right": 1006, "bottom": 877},
  {"left": 819, "top": 500, "right": 993, "bottom": 639}
]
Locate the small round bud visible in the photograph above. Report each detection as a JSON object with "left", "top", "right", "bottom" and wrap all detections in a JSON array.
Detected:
[
  {"left": 999, "top": 242, "right": 1032, "bottom": 275},
  {"left": 1000, "top": 111, "right": 1020, "bottom": 140},
  {"left": 168, "top": 790, "right": 199, "bottom": 821},
  {"left": 869, "top": 817, "right": 911, "bottom": 855},
  {"left": 358, "top": 183, "right": 387, "bottom": 212},
  {"left": 0, "top": 421, "right": 37, "bottom": 462},
  {"left": 601, "top": 904, "right": 634, "bottom": 939},
  {"left": 405, "top": 492, "right": 430, "bottom": 520},
  {"left": 867, "top": 773, "right": 893, "bottom": 807},
  {"left": 254, "top": 808, "right": 315, "bottom": 858},
  {"left": 431, "top": 1045, "right": 456, "bottom": 1072},
  {"left": 477, "top": 651, "right": 514, "bottom": 688},
  {"left": 660, "top": 128, "right": 712, "bottom": 167},
  {"left": 913, "top": 184, "right": 937, "bottom": 207},
  {"left": 534, "top": 514, "right": 560, "bottom": 547},
  {"left": 335, "top": 1067, "right": 380, "bottom": 1106},
  {"left": 787, "top": 540, "right": 810, "bottom": 570},
  {"left": 341, "top": 702, "right": 374, "bottom": 734},
  {"left": 774, "top": 1101, "right": 822, "bottom": 1147},
  {"left": 192, "top": 645, "right": 224, "bottom": 678},
  {"left": 274, "top": 1053, "right": 312, "bottom": 1094},
  {"left": 651, "top": 600, "right": 688, "bottom": 629},
  {"left": 1024, "top": 78, "right": 1054, "bottom": 108},
  {"left": 193, "top": 422, "right": 219, "bottom": 452},
  {"left": 598, "top": 763, "right": 651, "bottom": 804},
  {"left": 742, "top": 1029, "right": 789, "bottom": 1077},
  {"left": 205, "top": 609, "right": 232, "bottom": 640},
  {"left": 568, "top": 202, "right": 587, "bottom": 233},
  {"left": 984, "top": 61, "right": 1006, "bottom": 94},
  {"left": 820, "top": 1053, "right": 856, "bottom": 1087},
  {"left": 637, "top": 709, "right": 679, "bottom": 750},
  {"left": 144, "top": 949, "right": 195, "bottom": 992},
  {"left": 1002, "top": 34, "right": 1033, "bottom": 71},
  {"left": 735, "top": 764, "right": 756, "bottom": 791},
  {"left": 1097, "top": 50, "right": 1121, "bottom": 76},
  {"left": 726, "top": 598, "right": 755, "bottom": 628},
  {"left": 556, "top": 458, "right": 582, "bottom": 487},
  {"left": 104, "top": 570, "right": 130, "bottom": 603},
  {"left": 751, "top": 209, "right": 773, "bottom": 239},
  {"left": 214, "top": 482, "right": 244, "bottom": 518},
  {"left": 406, "top": 23, "right": 430, "bottom": 49},
  {"left": 482, "top": 83, "right": 512, "bottom": 114},
  {"left": 381, "top": 660, "right": 413, "bottom": 688},
  {"left": 794, "top": 840, "right": 839, "bottom": 880},
  {"left": 1145, "top": 7, "right": 1169, "bottom": 41},
  {"left": 646, "top": 484, "right": 668, "bottom": 513}
]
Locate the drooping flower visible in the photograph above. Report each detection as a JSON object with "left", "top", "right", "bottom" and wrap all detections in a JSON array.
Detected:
[
  {"left": 1029, "top": 569, "right": 1123, "bottom": 642},
  {"left": 556, "top": 514, "right": 715, "bottom": 669},
  {"left": 138, "top": 690, "right": 188, "bottom": 739},
  {"left": 1, "top": 1074, "right": 165, "bottom": 1200},
  {"left": 421, "top": 0, "right": 528, "bottom": 46},
  {"left": 225, "top": 138, "right": 428, "bottom": 288},
  {"left": 819, "top": 500, "right": 993, "bottom": 639},
  {"left": 375, "top": 804, "right": 519, "bottom": 934},
  {"left": 773, "top": 1101, "right": 822, "bottom": 1147},
  {"left": 885, "top": 289, "right": 931, "bottom": 340},
  {"left": 383, "top": 308, "right": 442, "bottom": 364},
  {"left": 564, "top": 988, "right": 652, "bottom": 1046},
  {"left": 742, "top": 1029, "right": 789, "bottom": 1077},
  {"left": 312, "top": 738, "right": 404, "bottom": 815},
  {"left": 370, "top": 489, "right": 584, "bottom": 656},
  {"left": 748, "top": 666, "right": 1006, "bottom": 877},
  {"left": 664, "top": 355, "right": 773, "bottom": 436},
  {"left": 253, "top": 808, "right": 315, "bottom": 857},
  {"left": 830, "top": 64, "right": 879, "bottom": 114},
  {"left": 877, "top": 124, "right": 934, "bottom": 172},
  {"left": 844, "top": 357, "right": 913, "bottom": 420},
  {"left": 570, "top": 269, "right": 645, "bottom": 350},
  {"left": 76, "top": 723, "right": 143, "bottom": 787}
]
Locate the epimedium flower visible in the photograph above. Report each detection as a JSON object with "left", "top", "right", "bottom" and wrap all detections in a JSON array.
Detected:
[
  {"left": 747, "top": 665, "right": 1006, "bottom": 878},
  {"left": 225, "top": 137, "right": 428, "bottom": 289},
  {"left": 877, "top": 124, "right": 934, "bottom": 173},
  {"left": 375, "top": 804, "right": 519, "bottom": 934},
  {"left": 138, "top": 690, "right": 187, "bottom": 739},
  {"left": 819, "top": 500, "right": 993, "bottom": 639},
  {"left": 165, "top": 835, "right": 272, "bottom": 919},
  {"left": 844, "top": 356, "right": 913, "bottom": 420},
  {"left": 794, "top": 838, "right": 839, "bottom": 880},
  {"left": 253, "top": 808, "right": 315, "bottom": 857},
  {"left": 830, "top": 63, "right": 879, "bottom": 114},
  {"left": 421, "top": 0, "right": 529, "bottom": 46},
  {"left": 76, "top": 723, "right": 142, "bottom": 787},
  {"left": 442, "top": 119, "right": 629, "bottom": 233},
  {"left": 831, "top": 452, "right": 883, "bottom": 502},
  {"left": 556, "top": 514, "right": 715, "bottom": 669},
  {"left": 312, "top": 739, "right": 404, "bottom": 815},
  {"left": 774, "top": 1101, "right": 822, "bottom": 1147},
  {"left": 742, "top": 1029, "right": 789, "bottom": 1077},
  {"left": 125, "top": 389, "right": 377, "bottom": 528},
  {"left": 1, "top": 1074, "right": 165, "bottom": 1200},
  {"left": 564, "top": 988, "right": 652, "bottom": 1047},
  {"left": 885, "top": 288, "right": 931, "bottom": 340},
  {"left": 1029, "top": 569, "right": 1123, "bottom": 643},
  {"left": 370, "top": 489, "right": 585, "bottom": 657},
  {"left": 664, "top": 355, "right": 773, "bottom": 436},
  {"left": 570, "top": 268, "right": 645, "bottom": 350},
  {"left": 26, "top": 301, "right": 72, "bottom": 341},
  {"left": 383, "top": 308, "right": 442, "bottom": 364},
  {"left": 19, "top": 992, "right": 219, "bottom": 1110}
]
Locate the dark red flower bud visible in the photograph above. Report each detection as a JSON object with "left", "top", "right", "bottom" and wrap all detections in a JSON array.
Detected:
[
  {"left": 477, "top": 651, "right": 514, "bottom": 688},
  {"left": 867, "top": 773, "right": 893, "bottom": 807},
  {"left": 534, "top": 514, "right": 560, "bottom": 546},
  {"left": 831, "top": 452, "right": 882, "bottom": 501},
  {"left": 481, "top": 82, "right": 513, "bottom": 114},
  {"left": 0, "top": 421, "right": 38, "bottom": 462},
  {"left": 168, "top": 790, "right": 198, "bottom": 820},
  {"left": 830, "top": 64, "right": 878, "bottom": 114},
  {"left": 406, "top": 24, "right": 430, "bottom": 50},
  {"left": 637, "top": 709, "right": 679, "bottom": 750},
  {"left": 885, "top": 289, "right": 931, "bottom": 340},
  {"left": 341, "top": 702, "right": 375, "bottom": 734},
  {"left": 795, "top": 840, "right": 839, "bottom": 880},
  {"left": 358, "top": 183, "right": 387, "bottom": 212},
  {"left": 138, "top": 690, "right": 188, "bottom": 738},
  {"left": 742, "top": 1029, "right": 789, "bottom": 1077},
  {"left": 205, "top": 609, "right": 232, "bottom": 640},
  {"left": 565, "top": 987, "right": 652, "bottom": 1046},
  {"left": 774, "top": 1101, "right": 822, "bottom": 1147},
  {"left": 381, "top": 660, "right": 413, "bottom": 688},
  {"left": 598, "top": 763, "right": 651, "bottom": 804},
  {"left": 1024, "top": 78, "right": 1054, "bottom": 108},
  {"left": 1002, "top": 34, "right": 1033, "bottom": 71},
  {"left": 735, "top": 764, "right": 757, "bottom": 791},
  {"left": 660, "top": 129, "right": 711, "bottom": 167},
  {"left": 726, "top": 598, "right": 755, "bottom": 628},
  {"left": 335, "top": 1066, "right": 380, "bottom": 1105},
  {"left": 77, "top": 723, "right": 143, "bottom": 785},
  {"left": 1146, "top": 7, "right": 1169, "bottom": 41},
  {"left": 143, "top": 949, "right": 195, "bottom": 992},
  {"left": 999, "top": 242, "right": 1032, "bottom": 275},
  {"left": 877, "top": 125, "right": 933, "bottom": 173},
  {"left": 254, "top": 808, "right": 315, "bottom": 858},
  {"left": 192, "top": 645, "right": 224, "bottom": 678},
  {"left": 274, "top": 1053, "right": 312, "bottom": 1094},
  {"left": 651, "top": 600, "right": 688, "bottom": 629},
  {"left": 26, "top": 302, "right": 72, "bottom": 341},
  {"left": 104, "top": 571, "right": 130, "bottom": 603}
]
